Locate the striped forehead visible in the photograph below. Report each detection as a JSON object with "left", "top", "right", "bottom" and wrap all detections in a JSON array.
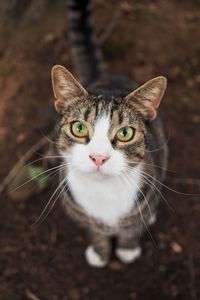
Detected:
[
  {"left": 81, "top": 97, "right": 127, "bottom": 126},
  {"left": 66, "top": 95, "right": 138, "bottom": 126}
]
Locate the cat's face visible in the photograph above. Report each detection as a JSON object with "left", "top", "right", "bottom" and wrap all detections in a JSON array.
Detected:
[
  {"left": 57, "top": 98, "right": 145, "bottom": 177},
  {"left": 52, "top": 66, "right": 167, "bottom": 177}
]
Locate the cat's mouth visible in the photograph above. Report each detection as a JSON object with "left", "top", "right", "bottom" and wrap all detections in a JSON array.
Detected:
[
  {"left": 78, "top": 166, "right": 113, "bottom": 178},
  {"left": 91, "top": 167, "right": 108, "bottom": 177},
  {"left": 95, "top": 169, "right": 109, "bottom": 178}
]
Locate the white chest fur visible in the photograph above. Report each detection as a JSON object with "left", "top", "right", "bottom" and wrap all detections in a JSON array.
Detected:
[{"left": 67, "top": 165, "right": 142, "bottom": 227}]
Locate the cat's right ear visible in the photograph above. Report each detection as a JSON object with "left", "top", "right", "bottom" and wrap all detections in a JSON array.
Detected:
[
  {"left": 124, "top": 76, "right": 167, "bottom": 121},
  {"left": 51, "top": 65, "right": 88, "bottom": 113}
]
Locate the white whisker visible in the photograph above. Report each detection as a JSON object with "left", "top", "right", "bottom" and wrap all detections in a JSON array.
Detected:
[
  {"left": 140, "top": 169, "right": 195, "bottom": 196},
  {"left": 8, "top": 163, "right": 69, "bottom": 195},
  {"left": 39, "top": 131, "right": 60, "bottom": 146},
  {"left": 125, "top": 159, "right": 172, "bottom": 173},
  {"left": 146, "top": 135, "right": 170, "bottom": 153},
  {"left": 126, "top": 166, "right": 172, "bottom": 211},
  {"left": 120, "top": 170, "right": 157, "bottom": 246},
  {"left": 122, "top": 170, "right": 153, "bottom": 219},
  {"left": 33, "top": 176, "right": 68, "bottom": 226}
]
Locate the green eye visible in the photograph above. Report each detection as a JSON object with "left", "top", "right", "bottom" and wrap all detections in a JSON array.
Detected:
[
  {"left": 116, "top": 126, "right": 134, "bottom": 142},
  {"left": 71, "top": 121, "right": 89, "bottom": 138}
]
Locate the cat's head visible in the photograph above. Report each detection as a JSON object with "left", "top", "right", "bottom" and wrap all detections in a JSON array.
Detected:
[{"left": 51, "top": 65, "right": 167, "bottom": 177}]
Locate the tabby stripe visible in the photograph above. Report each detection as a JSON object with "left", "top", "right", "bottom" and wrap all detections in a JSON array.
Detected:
[
  {"left": 118, "top": 111, "right": 124, "bottom": 125},
  {"left": 67, "top": 0, "right": 106, "bottom": 85},
  {"left": 83, "top": 107, "right": 91, "bottom": 121}
]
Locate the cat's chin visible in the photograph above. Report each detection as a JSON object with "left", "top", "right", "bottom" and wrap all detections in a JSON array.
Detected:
[
  {"left": 92, "top": 170, "right": 111, "bottom": 178},
  {"left": 77, "top": 168, "right": 116, "bottom": 179}
]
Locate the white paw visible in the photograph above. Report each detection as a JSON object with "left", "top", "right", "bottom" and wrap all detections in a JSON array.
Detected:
[
  {"left": 85, "top": 246, "right": 107, "bottom": 268},
  {"left": 116, "top": 246, "right": 141, "bottom": 264},
  {"left": 148, "top": 214, "right": 157, "bottom": 225}
]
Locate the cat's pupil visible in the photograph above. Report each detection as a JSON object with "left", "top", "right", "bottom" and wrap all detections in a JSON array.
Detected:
[
  {"left": 77, "top": 124, "right": 83, "bottom": 132},
  {"left": 122, "top": 128, "right": 128, "bottom": 137}
]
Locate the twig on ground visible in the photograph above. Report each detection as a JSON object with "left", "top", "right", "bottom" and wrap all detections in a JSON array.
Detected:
[
  {"left": 25, "top": 289, "right": 41, "bottom": 300},
  {"left": 0, "top": 133, "right": 53, "bottom": 195}
]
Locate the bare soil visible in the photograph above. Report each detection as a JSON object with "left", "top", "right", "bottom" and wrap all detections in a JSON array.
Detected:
[{"left": 0, "top": 1, "right": 200, "bottom": 299}]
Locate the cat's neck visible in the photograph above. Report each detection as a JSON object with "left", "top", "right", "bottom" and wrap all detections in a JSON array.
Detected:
[{"left": 66, "top": 163, "right": 143, "bottom": 227}]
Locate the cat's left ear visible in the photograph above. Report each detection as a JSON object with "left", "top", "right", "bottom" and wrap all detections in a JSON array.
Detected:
[
  {"left": 124, "top": 76, "right": 167, "bottom": 121},
  {"left": 51, "top": 65, "right": 88, "bottom": 113}
]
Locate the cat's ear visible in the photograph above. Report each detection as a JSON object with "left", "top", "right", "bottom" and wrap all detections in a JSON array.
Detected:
[
  {"left": 124, "top": 76, "right": 167, "bottom": 121},
  {"left": 51, "top": 65, "right": 88, "bottom": 113}
]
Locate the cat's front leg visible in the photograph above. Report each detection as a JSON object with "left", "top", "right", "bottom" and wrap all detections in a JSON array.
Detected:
[
  {"left": 85, "top": 231, "right": 111, "bottom": 268},
  {"left": 116, "top": 227, "right": 142, "bottom": 264}
]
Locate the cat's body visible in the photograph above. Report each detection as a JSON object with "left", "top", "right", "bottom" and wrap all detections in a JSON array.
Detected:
[{"left": 51, "top": 0, "right": 168, "bottom": 267}]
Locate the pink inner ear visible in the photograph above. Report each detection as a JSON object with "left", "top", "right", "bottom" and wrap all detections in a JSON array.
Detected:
[
  {"left": 146, "top": 89, "right": 163, "bottom": 120},
  {"left": 130, "top": 77, "right": 166, "bottom": 121},
  {"left": 152, "top": 90, "right": 163, "bottom": 110},
  {"left": 51, "top": 65, "right": 89, "bottom": 113},
  {"left": 147, "top": 108, "right": 157, "bottom": 120},
  {"left": 55, "top": 99, "right": 66, "bottom": 113}
]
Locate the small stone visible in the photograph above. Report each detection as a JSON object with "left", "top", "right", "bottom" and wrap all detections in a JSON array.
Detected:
[
  {"left": 170, "top": 242, "right": 183, "bottom": 253},
  {"left": 43, "top": 32, "right": 55, "bottom": 43}
]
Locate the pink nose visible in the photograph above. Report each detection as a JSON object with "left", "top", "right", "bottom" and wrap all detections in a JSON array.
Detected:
[{"left": 89, "top": 154, "right": 110, "bottom": 167}]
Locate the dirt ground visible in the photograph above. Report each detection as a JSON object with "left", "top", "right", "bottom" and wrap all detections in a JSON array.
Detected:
[{"left": 0, "top": 1, "right": 200, "bottom": 299}]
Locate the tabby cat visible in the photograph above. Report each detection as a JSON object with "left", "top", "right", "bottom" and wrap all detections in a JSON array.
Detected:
[{"left": 51, "top": 0, "right": 168, "bottom": 267}]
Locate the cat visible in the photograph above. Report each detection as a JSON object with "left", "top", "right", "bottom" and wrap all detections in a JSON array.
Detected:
[{"left": 51, "top": 0, "right": 168, "bottom": 267}]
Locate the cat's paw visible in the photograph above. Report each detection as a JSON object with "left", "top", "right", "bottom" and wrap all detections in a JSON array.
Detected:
[
  {"left": 116, "top": 246, "right": 141, "bottom": 264},
  {"left": 148, "top": 214, "right": 157, "bottom": 226},
  {"left": 85, "top": 246, "right": 108, "bottom": 268}
]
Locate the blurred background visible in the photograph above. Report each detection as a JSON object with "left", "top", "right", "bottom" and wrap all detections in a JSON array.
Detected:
[{"left": 0, "top": 0, "right": 200, "bottom": 299}]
